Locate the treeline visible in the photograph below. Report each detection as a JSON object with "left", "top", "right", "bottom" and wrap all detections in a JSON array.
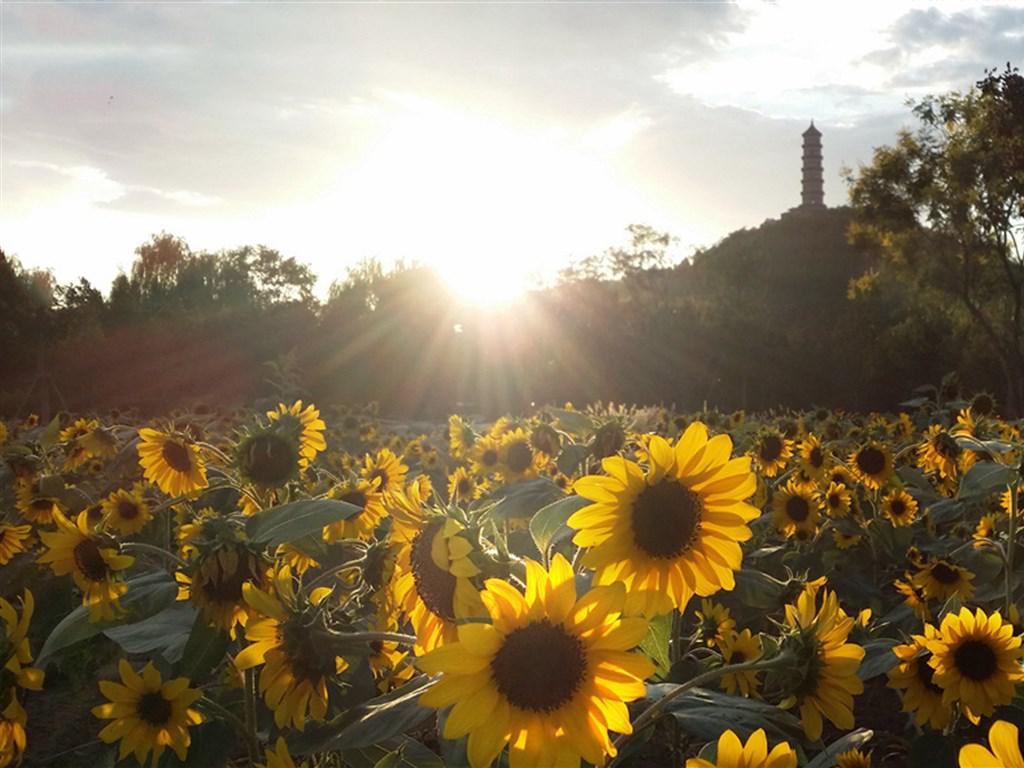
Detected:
[
  {"left": 4, "top": 65, "right": 1019, "bottom": 418},
  {"left": 0, "top": 210, "right": 992, "bottom": 418}
]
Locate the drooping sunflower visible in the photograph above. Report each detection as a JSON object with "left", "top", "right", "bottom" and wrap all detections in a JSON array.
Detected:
[
  {"left": 894, "top": 576, "right": 931, "bottom": 621},
  {"left": 772, "top": 478, "right": 821, "bottom": 539},
  {"left": 389, "top": 488, "right": 487, "bottom": 653},
  {"left": 798, "top": 433, "right": 829, "bottom": 482},
  {"left": 0, "top": 590, "right": 45, "bottom": 699},
  {"left": 717, "top": 629, "right": 763, "bottom": 698},
  {"left": 92, "top": 660, "right": 203, "bottom": 765},
  {"left": 569, "top": 424, "right": 759, "bottom": 617},
  {"left": 832, "top": 529, "right": 863, "bottom": 550},
  {"left": 361, "top": 448, "right": 408, "bottom": 498},
  {"left": 37, "top": 510, "right": 135, "bottom": 621},
  {"left": 14, "top": 479, "right": 62, "bottom": 525},
  {"left": 235, "top": 567, "right": 348, "bottom": 730},
  {"left": 974, "top": 513, "right": 999, "bottom": 542},
  {"left": 418, "top": 555, "right": 654, "bottom": 768},
  {"left": 911, "top": 559, "right": 974, "bottom": 602},
  {"left": 0, "top": 693, "right": 27, "bottom": 768},
  {"left": 448, "top": 466, "right": 485, "bottom": 504},
  {"left": 448, "top": 414, "right": 475, "bottom": 459},
  {"left": 694, "top": 598, "right": 736, "bottom": 647},
  {"left": 685, "top": 728, "right": 797, "bottom": 768},
  {"left": 0, "top": 524, "right": 32, "bottom": 566},
  {"left": 324, "top": 478, "right": 387, "bottom": 542},
  {"left": 926, "top": 606, "right": 1024, "bottom": 722},
  {"left": 887, "top": 623, "right": 952, "bottom": 731},
  {"left": 959, "top": 719, "right": 1024, "bottom": 768},
  {"left": 101, "top": 484, "right": 152, "bottom": 535},
  {"left": 847, "top": 442, "right": 894, "bottom": 491},
  {"left": 60, "top": 417, "right": 100, "bottom": 470},
  {"left": 236, "top": 426, "right": 303, "bottom": 489},
  {"left": 470, "top": 434, "right": 503, "bottom": 477},
  {"left": 751, "top": 430, "right": 793, "bottom": 478},
  {"left": 182, "top": 538, "right": 270, "bottom": 636},
  {"left": 881, "top": 488, "right": 918, "bottom": 527},
  {"left": 917, "top": 424, "right": 962, "bottom": 480},
  {"left": 137, "top": 428, "right": 208, "bottom": 497},
  {"left": 777, "top": 588, "right": 864, "bottom": 741},
  {"left": 497, "top": 428, "right": 545, "bottom": 483},
  {"left": 266, "top": 400, "right": 327, "bottom": 468}
]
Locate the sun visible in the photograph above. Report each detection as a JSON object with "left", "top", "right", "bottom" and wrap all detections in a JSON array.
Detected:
[{"left": 437, "top": 259, "right": 532, "bottom": 306}]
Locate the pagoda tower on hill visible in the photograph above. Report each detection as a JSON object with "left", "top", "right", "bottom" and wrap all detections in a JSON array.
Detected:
[{"left": 800, "top": 121, "right": 825, "bottom": 209}]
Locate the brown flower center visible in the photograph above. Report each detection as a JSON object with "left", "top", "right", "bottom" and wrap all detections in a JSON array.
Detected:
[
  {"left": 73, "top": 538, "right": 109, "bottom": 582},
  {"left": 505, "top": 441, "right": 534, "bottom": 474},
  {"left": 855, "top": 446, "right": 886, "bottom": 476},
  {"left": 785, "top": 496, "right": 810, "bottom": 523},
  {"left": 410, "top": 519, "right": 456, "bottom": 621},
  {"left": 631, "top": 478, "right": 702, "bottom": 560},
  {"left": 491, "top": 619, "right": 587, "bottom": 712},
  {"left": 137, "top": 691, "right": 173, "bottom": 726},
  {"left": 916, "top": 654, "right": 943, "bottom": 693},
  {"left": 117, "top": 499, "right": 140, "bottom": 521},
  {"left": 161, "top": 439, "right": 193, "bottom": 473},
  {"left": 930, "top": 562, "right": 960, "bottom": 585},
  {"left": 759, "top": 436, "right": 783, "bottom": 462},
  {"left": 808, "top": 446, "right": 824, "bottom": 468},
  {"left": 954, "top": 639, "right": 998, "bottom": 681}
]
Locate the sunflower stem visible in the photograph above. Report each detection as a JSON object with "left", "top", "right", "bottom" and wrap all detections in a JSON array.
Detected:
[
  {"left": 121, "top": 541, "right": 188, "bottom": 569},
  {"left": 324, "top": 630, "right": 418, "bottom": 645},
  {"left": 1007, "top": 482, "right": 1018, "bottom": 615},
  {"left": 606, "top": 651, "right": 795, "bottom": 767},
  {"left": 243, "top": 668, "right": 258, "bottom": 766},
  {"left": 199, "top": 695, "right": 259, "bottom": 766}
]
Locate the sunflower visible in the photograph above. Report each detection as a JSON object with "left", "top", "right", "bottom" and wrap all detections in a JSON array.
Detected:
[
  {"left": 261, "top": 737, "right": 308, "bottom": 768},
  {"left": 835, "top": 750, "right": 871, "bottom": 768},
  {"left": 960, "top": 720, "right": 1024, "bottom": 768},
  {"left": 0, "top": 694, "right": 27, "bottom": 768},
  {"left": 694, "top": 598, "right": 736, "bottom": 646},
  {"left": 101, "top": 484, "right": 152, "bottom": 536},
  {"left": 92, "top": 659, "right": 203, "bottom": 766},
  {"left": 448, "top": 415, "right": 474, "bottom": 459},
  {"left": 894, "top": 576, "right": 931, "bottom": 621},
  {"left": 0, "top": 590, "right": 45, "bottom": 700},
  {"left": 832, "top": 529, "right": 862, "bottom": 550},
  {"left": 530, "top": 423, "right": 561, "bottom": 457},
  {"left": 917, "top": 424, "right": 962, "bottom": 480},
  {"left": 236, "top": 426, "right": 302, "bottom": 489},
  {"left": 389, "top": 490, "right": 487, "bottom": 653},
  {"left": 717, "top": 629, "right": 763, "bottom": 698},
  {"left": 235, "top": 567, "right": 348, "bottom": 730},
  {"left": 60, "top": 417, "right": 100, "bottom": 470},
  {"left": 0, "top": 524, "right": 32, "bottom": 566},
  {"left": 926, "top": 607, "right": 1024, "bottom": 722},
  {"left": 137, "top": 428, "right": 208, "bottom": 497},
  {"left": 448, "top": 466, "right": 484, "bottom": 504},
  {"left": 14, "top": 480, "right": 61, "bottom": 525},
  {"left": 772, "top": 478, "right": 821, "bottom": 539},
  {"left": 497, "top": 428, "right": 544, "bottom": 482},
  {"left": 418, "top": 554, "right": 654, "bottom": 768},
  {"left": 848, "top": 442, "right": 894, "bottom": 491},
  {"left": 887, "top": 624, "right": 952, "bottom": 730},
  {"left": 974, "top": 513, "right": 999, "bottom": 542},
  {"left": 685, "top": 728, "right": 796, "bottom": 768},
  {"left": 881, "top": 488, "right": 918, "bottom": 527},
  {"left": 185, "top": 540, "right": 270, "bottom": 635},
  {"left": 361, "top": 448, "right": 408, "bottom": 498},
  {"left": 911, "top": 559, "right": 974, "bottom": 602},
  {"left": 798, "top": 433, "right": 829, "bottom": 482},
  {"left": 752, "top": 430, "right": 793, "bottom": 477},
  {"left": 38, "top": 510, "right": 135, "bottom": 621},
  {"left": 569, "top": 424, "right": 759, "bottom": 617},
  {"left": 777, "top": 588, "right": 864, "bottom": 741},
  {"left": 324, "top": 479, "right": 387, "bottom": 542},
  {"left": 266, "top": 400, "right": 327, "bottom": 468},
  {"left": 826, "top": 465, "right": 856, "bottom": 490},
  {"left": 470, "top": 434, "right": 503, "bottom": 477}
]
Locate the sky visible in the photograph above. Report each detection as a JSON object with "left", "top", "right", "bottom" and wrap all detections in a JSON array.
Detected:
[{"left": 2, "top": 1, "right": 1022, "bottom": 302}]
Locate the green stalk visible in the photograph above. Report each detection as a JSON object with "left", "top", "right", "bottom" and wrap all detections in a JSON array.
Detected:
[
  {"left": 199, "top": 695, "right": 259, "bottom": 766},
  {"left": 121, "top": 541, "right": 188, "bottom": 569},
  {"left": 1007, "top": 482, "right": 1018, "bottom": 615},
  {"left": 604, "top": 651, "right": 795, "bottom": 767}
]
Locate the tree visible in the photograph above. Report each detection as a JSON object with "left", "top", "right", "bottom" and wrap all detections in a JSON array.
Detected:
[{"left": 848, "top": 64, "right": 1024, "bottom": 412}]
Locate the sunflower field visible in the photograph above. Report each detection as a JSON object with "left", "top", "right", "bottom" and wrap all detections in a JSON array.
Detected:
[{"left": 2, "top": 392, "right": 1024, "bottom": 768}]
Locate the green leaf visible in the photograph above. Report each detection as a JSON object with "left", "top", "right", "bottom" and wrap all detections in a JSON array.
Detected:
[
  {"left": 246, "top": 499, "right": 362, "bottom": 548},
  {"left": 957, "top": 461, "right": 1018, "bottom": 499},
  {"left": 177, "top": 610, "right": 230, "bottom": 683},
  {"left": 556, "top": 443, "right": 590, "bottom": 475},
  {"left": 482, "top": 478, "right": 565, "bottom": 524},
  {"left": 103, "top": 603, "right": 195, "bottom": 662},
  {"left": 857, "top": 639, "right": 898, "bottom": 680},
  {"left": 639, "top": 613, "right": 672, "bottom": 679},
  {"left": 732, "top": 569, "right": 786, "bottom": 610},
  {"left": 806, "top": 729, "right": 874, "bottom": 768},
  {"left": 38, "top": 571, "right": 178, "bottom": 666},
  {"left": 548, "top": 408, "right": 594, "bottom": 437},
  {"left": 295, "top": 674, "right": 437, "bottom": 752},
  {"left": 649, "top": 685, "right": 807, "bottom": 746},
  {"left": 160, "top": 719, "right": 236, "bottom": 768},
  {"left": 529, "top": 495, "right": 588, "bottom": 556},
  {"left": 39, "top": 414, "right": 62, "bottom": 449}
]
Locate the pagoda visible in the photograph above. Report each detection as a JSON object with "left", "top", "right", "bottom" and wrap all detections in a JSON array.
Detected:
[{"left": 800, "top": 121, "right": 825, "bottom": 209}]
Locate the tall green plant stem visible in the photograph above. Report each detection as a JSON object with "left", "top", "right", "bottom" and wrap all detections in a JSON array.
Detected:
[{"left": 1007, "top": 482, "right": 1018, "bottom": 615}]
